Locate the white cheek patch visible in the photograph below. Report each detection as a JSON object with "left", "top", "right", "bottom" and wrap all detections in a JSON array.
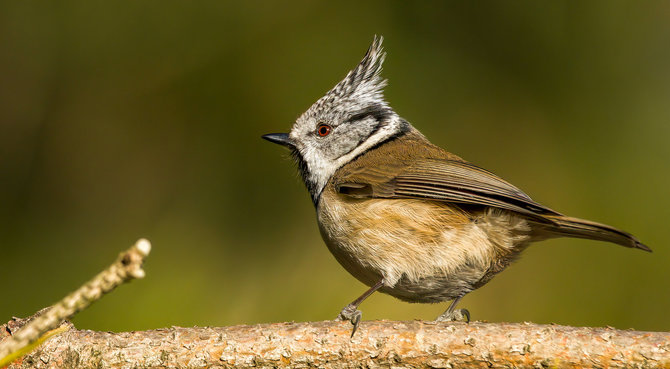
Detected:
[{"left": 305, "top": 116, "right": 403, "bottom": 197}]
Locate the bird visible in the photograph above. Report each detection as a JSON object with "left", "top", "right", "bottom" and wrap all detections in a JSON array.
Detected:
[{"left": 262, "top": 36, "right": 650, "bottom": 336}]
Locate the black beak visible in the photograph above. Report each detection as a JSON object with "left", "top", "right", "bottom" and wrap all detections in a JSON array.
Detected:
[{"left": 262, "top": 133, "right": 294, "bottom": 147}]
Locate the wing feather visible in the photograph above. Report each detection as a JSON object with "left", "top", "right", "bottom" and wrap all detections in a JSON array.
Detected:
[{"left": 336, "top": 158, "right": 561, "bottom": 223}]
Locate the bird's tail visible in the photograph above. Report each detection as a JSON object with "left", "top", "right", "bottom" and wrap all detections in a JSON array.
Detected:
[{"left": 532, "top": 215, "right": 650, "bottom": 252}]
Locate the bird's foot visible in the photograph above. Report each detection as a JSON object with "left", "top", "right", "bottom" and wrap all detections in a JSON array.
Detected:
[
  {"left": 335, "top": 303, "right": 362, "bottom": 337},
  {"left": 436, "top": 308, "right": 470, "bottom": 323}
]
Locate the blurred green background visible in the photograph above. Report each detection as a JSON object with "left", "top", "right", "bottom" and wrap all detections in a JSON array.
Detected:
[{"left": 1, "top": 1, "right": 668, "bottom": 333}]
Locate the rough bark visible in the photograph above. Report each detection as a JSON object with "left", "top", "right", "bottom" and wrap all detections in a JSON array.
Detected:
[
  {"left": 2, "top": 319, "right": 669, "bottom": 368},
  {"left": 0, "top": 239, "right": 150, "bottom": 366}
]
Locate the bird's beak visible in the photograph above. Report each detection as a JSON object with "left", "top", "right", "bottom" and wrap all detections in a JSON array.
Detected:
[{"left": 262, "top": 133, "right": 294, "bottom": 148}]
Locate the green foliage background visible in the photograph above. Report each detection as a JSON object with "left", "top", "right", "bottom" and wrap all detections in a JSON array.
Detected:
[{"left": 1, "top": 2, "right": 668, "bottom": 332}]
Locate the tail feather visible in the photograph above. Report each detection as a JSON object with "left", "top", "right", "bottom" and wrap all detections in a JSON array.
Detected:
[{"left": 535, "top": 215, "right": 651, "bottom": 252}]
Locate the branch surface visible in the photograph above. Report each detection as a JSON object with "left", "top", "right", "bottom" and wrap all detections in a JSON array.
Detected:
[
  {"left": 2, "top": 320, "right": 668, "bottom": 368},
  {"left": 0, "top": 239, "right": 151, "bottom": 367}
]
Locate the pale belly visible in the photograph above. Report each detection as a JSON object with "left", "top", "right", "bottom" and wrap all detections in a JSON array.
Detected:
[{"left": 317, "top": 194, "right": 530, "bottom": 303}]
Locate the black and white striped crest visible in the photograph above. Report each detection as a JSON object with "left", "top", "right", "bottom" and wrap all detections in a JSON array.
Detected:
[{"left": 329, "top": 36, "right": 387, "bottom": 104}]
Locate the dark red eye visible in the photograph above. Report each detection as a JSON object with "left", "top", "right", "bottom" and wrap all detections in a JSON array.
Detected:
[{"left": 317, "top": 124, "right": 332, "bottom": 137}]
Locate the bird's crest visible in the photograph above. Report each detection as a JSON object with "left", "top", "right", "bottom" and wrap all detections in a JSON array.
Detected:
[{"left": 329, "top": 36, "right": 388, "bottom": 104}]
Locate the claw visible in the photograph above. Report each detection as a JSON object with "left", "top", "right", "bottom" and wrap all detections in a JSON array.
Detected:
[
  {"left": 336, "top": 304, "right": 363, "bottom": 337},
  {"left": 436, "top": 308, "right": 470, "bottom": 323},
  {"left": 334, "top": 280, "right": 384, "bottom": 337},
  {"left": 462, "top": 309, "right": 470, "bottom": 323}
]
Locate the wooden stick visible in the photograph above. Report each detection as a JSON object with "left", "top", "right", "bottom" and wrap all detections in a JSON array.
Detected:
[
  {"left": 2, "top": 319, "right": 668, "bottom": 368},
  {"left": 0, "top": 239, "right": 151, "bottom": 367}
]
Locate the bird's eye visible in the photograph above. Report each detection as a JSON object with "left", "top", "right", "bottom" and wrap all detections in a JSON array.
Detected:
[{"left": 316, "top": 124, "right": 332, "bottom": 137}]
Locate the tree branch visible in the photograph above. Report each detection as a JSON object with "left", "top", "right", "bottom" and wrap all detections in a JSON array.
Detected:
[
  {"left": 0, "top": 239, "right": 151, "bottom": 367},
  {"left": 2, "top": 319, "right": 668, "bottom": 368},
  {"left": 2, "top": 239, "right": 667, "bottom": 368}
]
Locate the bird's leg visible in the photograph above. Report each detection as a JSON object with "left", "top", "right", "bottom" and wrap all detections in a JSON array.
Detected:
[
  {"left": 336, "top": 279, "right": 384, "bottom": 336},
  {"left": 436, "top": 296, "right": 470, "bottom": 322}
]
